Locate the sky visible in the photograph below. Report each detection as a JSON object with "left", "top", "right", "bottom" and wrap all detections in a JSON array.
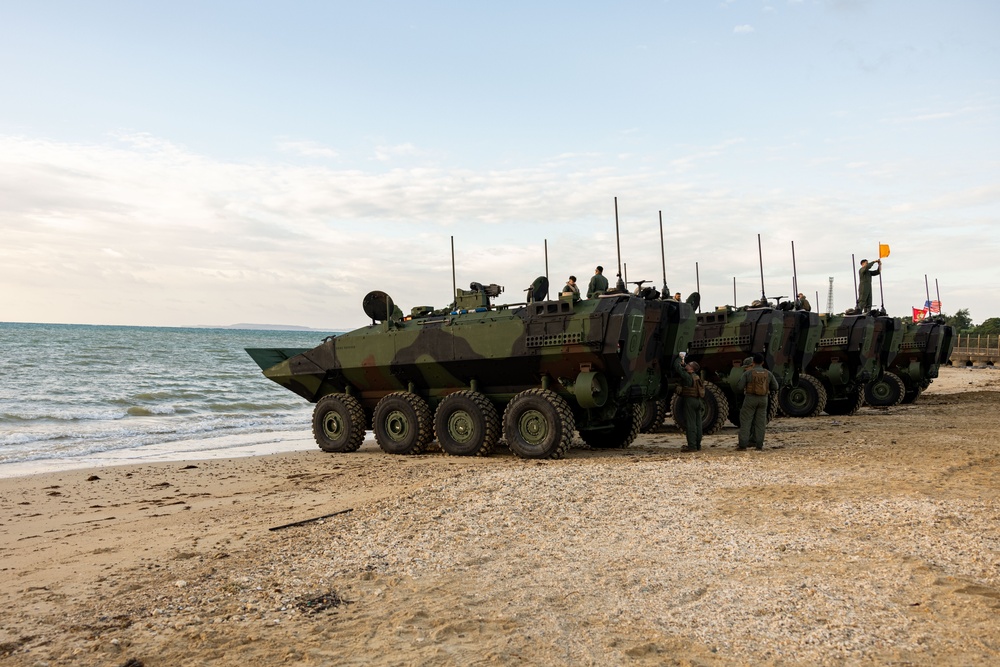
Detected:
[{"left": 1, "top": 0, "right": 998, "bottom": 330}]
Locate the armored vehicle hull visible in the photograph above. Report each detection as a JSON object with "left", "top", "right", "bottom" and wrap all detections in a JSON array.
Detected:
[
  {"left": 887, "top": 319, "right": 956, "bottom": 404},
  {"left": 800, "top": 313, "right": 881, "bottom": 416},
  {"left": 673, "top": 305, "right": 817, "bottom": 434},
  {"left": 862, "top": 316, "right": 906, "bottom": 407},
  {"left": 248, "top": 288, "right": 694, "bottom": 459}
]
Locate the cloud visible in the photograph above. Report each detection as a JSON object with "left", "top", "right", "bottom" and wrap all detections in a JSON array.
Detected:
[
  {"left": 275, "top": 139, "right": 339, "bottom": 159},
  {"left": 0, "top": 132, "right": 995, "bottom": 328},
  {"left": 733, "top": 25, "right": 755, "bottom": 34}
]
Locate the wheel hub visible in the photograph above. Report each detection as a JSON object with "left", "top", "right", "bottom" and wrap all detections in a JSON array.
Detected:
[
  {"left": 870, "top": 381, "right": 891, "bottom": 401},
  {"left": 385, "top": 410, "right": 410, "bottom": 442},
  {"left": 447, "top": 410, "right": 474, "bottom": 444},
  {"left": 787, "top": 387, "right": 809, "bottom": 409},
  {"left": 518, "top": 409, "right": 548, "bottom": 445},
  {"left": 323, "top": 412, "right": 344, "bottom": 439}
]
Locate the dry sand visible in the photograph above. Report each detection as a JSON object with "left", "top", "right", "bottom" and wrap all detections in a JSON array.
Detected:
[{"left": 1, "top": 366, "right": 998, "bottom": 666}]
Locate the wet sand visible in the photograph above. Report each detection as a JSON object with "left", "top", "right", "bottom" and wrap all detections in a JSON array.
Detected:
[{"left": 1, "top": 366, "right": 998, "bottom": 666}]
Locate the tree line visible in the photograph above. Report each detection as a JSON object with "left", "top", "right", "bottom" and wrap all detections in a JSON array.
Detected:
[{"left": 943, "top": 309, "right": 1000, "bottom": 335}]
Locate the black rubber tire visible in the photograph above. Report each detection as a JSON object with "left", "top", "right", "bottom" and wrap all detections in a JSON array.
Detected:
[
  {"left": 580, "top": 403, "right": 641, "bottom": 449},
  {"left": 778, "top": 374, "right": 828, "bottom": 418},
  {"left": 824, "top": 385, "right": 865, "bottom": 416},
  {"left": 638, "top": 398, "right": 667, "bottom": 433},
  {"left": 864, "top": 371, "right": 905, "bottom": 407},
  {"left": 433, "top": 390, "right": 500, "bottom": 456},
  {"left": 502, "top": 389, "right": 575, "bottom": 459},
  {"left": 670, "top": 383, "right": 729, "bottom": 436},
  {"left": 767, "top": 390, "right": 779, "bottom": 423},
  {"left": 312, "top": 393, "right": 366, "bottom": 453},
  {"left": 901, "top": 380, "right": 928, "bottom": 404},
  {"left": 373, "top": 392, "right": 434, "bottom": 455}
]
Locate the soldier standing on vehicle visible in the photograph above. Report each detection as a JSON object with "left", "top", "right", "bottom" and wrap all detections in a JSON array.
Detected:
[
  {"left": 856, "top": 258, "right": 882, "bottom": 312},
  {"left": 736, "top": 353, "right": 779, "bottom": 450},
  {"left": 673, "top": 355, "right": 705, "bottom": 452},
  {"left": 587, "top": 266, "right": 609, "bottom": 298},
  {"left": 562, "top": 276, "right": 581, "bottom": 301},
  {"left": 796, "top": 292, "right": 812, "bottom": 311}
]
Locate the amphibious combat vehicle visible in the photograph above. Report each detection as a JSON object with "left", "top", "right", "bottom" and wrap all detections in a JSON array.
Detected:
[
  {"left": 861, "top": 315, "right": 906, "bottom": 407},
  {"left": 886, "top": 318, "right": 956, "bottom": 404},
  {"left": 671, "top": 299, "right": 820, "bottom": 434},
  {"left": 794, "top": 313, "right": 882, "bottom": 416},
  {"left": 247, "top": 282, "right": 695, "bottom": 459}
]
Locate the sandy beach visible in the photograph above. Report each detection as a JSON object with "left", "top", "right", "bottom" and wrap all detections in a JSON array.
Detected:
[{"left": 1, "top": 365, "right": 998, "bottom": 666}]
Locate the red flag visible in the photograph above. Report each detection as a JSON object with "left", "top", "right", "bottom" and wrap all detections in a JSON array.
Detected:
[{"left": 912, "top": 307, "right": 928, "bottom": 323}]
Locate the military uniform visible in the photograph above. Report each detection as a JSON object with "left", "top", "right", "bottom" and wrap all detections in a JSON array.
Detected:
[
  {"left": 587, "top": 271, "right": 608, "bottom": 299},
  {"left": 736, "top": 363, "right": 779, "bottom": 450},
  {"left": 856, "top": 261, "right": 881, "bottom": 312},
  {"left": 673, "top": 356, "right": 704, "bottom": 450},
  {"left": 562, "top": 281, "right": 581, "bottom": 301}
]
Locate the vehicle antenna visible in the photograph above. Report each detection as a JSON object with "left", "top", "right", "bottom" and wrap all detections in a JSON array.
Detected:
[
  {"left": 659, "top": 211, "right": 667, "bottom": 294},
  {"left": 624, "top": 262, "right": 628, "bottom": 286},
  {"left": 757, "top": 234, "right": 766, "bottom": 303},
  {"left": 877, "top": 240, "right": 885, "bottom": 310},
  {"left": 695, "top": 261, "right": 701, "bottom": 312},
  {"left": 451, "top": 236, "right": 457, "bottom": 304},
  {"left": 614, "top": 197, "right": 623, "bottom": 288},
  {"left": 733, "top": 276, "right": 737, "bottom": 307},
  {"left": 791, "top": 240, "right": 799, "bottom": 299},
  {"left": 935, "top": 278, "right": 941, "bottom": 312},
  {"left": 925, "top": 274, "right": 931, "bottom": 306},
  {"left": 851, "top": 253, "right": 858, "bottom": 304},
  {"left": 544, "top": 239, "right": 550, "bottom": 300}
]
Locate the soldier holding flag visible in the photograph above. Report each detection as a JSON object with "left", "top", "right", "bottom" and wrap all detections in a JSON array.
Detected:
[{"left": 856, "top": 244, "right": 890, "bottom": 313}]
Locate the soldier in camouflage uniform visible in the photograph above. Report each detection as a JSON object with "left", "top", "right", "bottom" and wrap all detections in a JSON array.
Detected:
[
  {"left": 856, "top": 258, "right": 882, "bottom": 312},
  {"left": 736, "top": 352, "right": 779, "bottom": 450},
  {"left": 587, "top": 266, "right": 609, "bottom": 299},
  {"left": 673, "top": 355, "right": 705, "bottom": 451}
]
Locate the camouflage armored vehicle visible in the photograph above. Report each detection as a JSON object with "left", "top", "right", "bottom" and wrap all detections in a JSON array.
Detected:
[
  {"left": 886, "top": 318, "right": 956, "bottom": 404},
  {"left": 671, "top": 300, "right": 817, "bottom": 434},
  {"left": 861, "top": 315, "right": 907, "bottom": 407},
  {"left": 247, "top": 282, "right": 695, "bottom": 460},
  {"left": 797, "top": 313, "right": 881, "bottom": 416}
]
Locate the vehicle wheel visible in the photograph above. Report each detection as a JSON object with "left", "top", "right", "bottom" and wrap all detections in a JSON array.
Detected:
[
  {"left": 670, "top": 383, "right": 729, "bottom": 435},
  {"left": 778, "top": 374, "right": 828, "bottom": 418},
  {"left": 312, "top": 393, "right": 366, "bottom": 453},
  {"left": 824, "top": 385, "right": 864, "bottom": 416},
  {"left": 502, "top": 388, "right": 575, "bottom": 459},
  {"left": 373, "top": 392, "right": 434, "bottom": 455},
  {"left": 434, "top": 391, "right": 500, "bottom": 456},
  {"left": 638, "top": 398, "right": 667, "bottom": 433},
  {"left": 580, "top": 403, "right": 641, "bottom": 449},
  {"left": 864, "top": 371, "right": 905, "bottom": 407},
  {"left": 767, "top": 390, "right": 779, "bottom": 422},
  {"left": 901, "top": 381, "right": 927, "bottom": 404}
]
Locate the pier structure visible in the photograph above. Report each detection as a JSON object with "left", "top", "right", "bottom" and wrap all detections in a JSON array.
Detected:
[{"left": 949, "top": 334, "right": 999, "bottom": 366}]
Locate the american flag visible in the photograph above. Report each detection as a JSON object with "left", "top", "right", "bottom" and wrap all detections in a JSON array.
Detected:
[{"left": 924, "top": 300, "right": 941, "bottom": 313}]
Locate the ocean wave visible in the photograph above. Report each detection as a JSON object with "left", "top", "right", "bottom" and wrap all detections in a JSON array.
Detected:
[{"left": 126, "top": 405, "right": 178, "bottom": 417}]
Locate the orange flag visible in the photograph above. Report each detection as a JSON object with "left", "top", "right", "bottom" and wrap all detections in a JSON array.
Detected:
[{"left": 879, "top": 243, "right": 890, "bottom": 258}]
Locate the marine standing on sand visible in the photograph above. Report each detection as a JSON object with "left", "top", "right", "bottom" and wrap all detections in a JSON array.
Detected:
[
  {"left": 856, "top": 258, "right": 882, "bottom": 312},
  {"left": 562, "top": 276, "right": 581, "bottom": 301},
  {"left": 736, "top": 353, "right": 779, "bottom": 450},
  {"left": 673, "top": 355, "right": 705, "bottom": 452},
  {"left": 587, "top": 266, "right": 609, "bottom": 299}
]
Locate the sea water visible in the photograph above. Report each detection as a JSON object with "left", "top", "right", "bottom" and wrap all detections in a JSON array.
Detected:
[{"left": 0, "top": 322, "right": 335, "bottom": 474}]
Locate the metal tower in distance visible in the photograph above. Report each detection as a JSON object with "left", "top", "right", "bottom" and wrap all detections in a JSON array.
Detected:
[{"left": 826, "top": 276, "right": 835, "bottom": 314}]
